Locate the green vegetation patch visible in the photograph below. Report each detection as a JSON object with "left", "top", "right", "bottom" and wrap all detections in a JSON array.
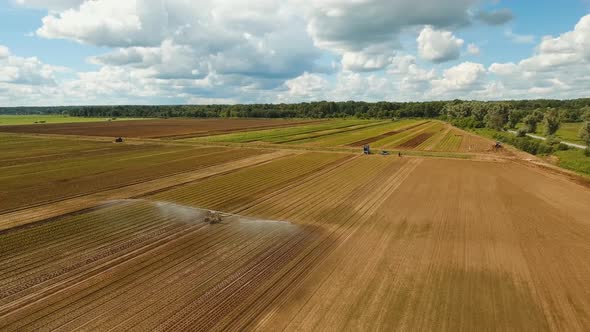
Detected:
[
  {"left": 435, "top": 130, "right": 463, "bottom": 151},
  {"left": 377, "top": 121, "right": 441, "bottom": 148},
  {"left": 292, "top": 120, "right": 421, "bottom": 147},
  {"left": 516, "top": 122, "right": 585, "bottom": 145},
  {"left": 554, "top": 149, "right": 590, "bottom": 175}
]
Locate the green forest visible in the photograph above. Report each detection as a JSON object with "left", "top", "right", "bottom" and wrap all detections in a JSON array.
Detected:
[{"left": 2, "top": 99, "right": 590, "bottom": 121}]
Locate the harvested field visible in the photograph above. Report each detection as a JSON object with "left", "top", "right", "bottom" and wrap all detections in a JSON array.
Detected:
[{"left": 0, "top": 118, "right": 320, "bottom": 139}]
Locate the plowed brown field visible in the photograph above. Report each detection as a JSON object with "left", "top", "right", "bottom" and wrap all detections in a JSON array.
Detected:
[
  {"left": 0, "top": 118, "right": 320, "bottom": 138},
  {"left": 1, "top": 122, "right": 589, "bottom": 331}
]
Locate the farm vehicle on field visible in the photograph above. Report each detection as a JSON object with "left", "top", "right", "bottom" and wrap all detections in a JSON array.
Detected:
[
  {"left": 204, "top": 211, "right": 223, "bottom": 224},
  {"left": 492, "top": 141, "right": 503, "bottom": 151}
]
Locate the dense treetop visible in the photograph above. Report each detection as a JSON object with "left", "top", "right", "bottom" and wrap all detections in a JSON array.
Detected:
[{"left": 2, "top": 99, "right": 590, "bottom": 122}]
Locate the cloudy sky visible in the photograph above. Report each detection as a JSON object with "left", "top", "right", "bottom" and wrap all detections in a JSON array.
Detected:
[{"left": 1, "top": 0, "right": 589, "bottom": 106}]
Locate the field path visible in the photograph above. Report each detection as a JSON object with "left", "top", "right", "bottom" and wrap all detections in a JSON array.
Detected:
[{"left": 507, "top": 130, "right": 588, "bottom": 149}]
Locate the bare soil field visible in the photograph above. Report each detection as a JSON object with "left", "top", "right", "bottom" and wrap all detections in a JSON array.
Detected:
[
  {"left": 0, "top": 118, "right": 320, "bottom": 138},
  {"left": 246, "top": 158, "right": 590, "bottom": 331},
  {"left": 1, "top": 123, "right": 589, "bottom": 331}
]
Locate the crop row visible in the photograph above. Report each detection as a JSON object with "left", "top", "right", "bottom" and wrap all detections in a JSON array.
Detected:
[
  {"left": 0, "top": 200, "right": 310, "bottom": 330},
  {"left": 149, "top": 152, "right": 349, "bottom": 212},
  {"left": 0, "top": 118, "right": 320, "bottom": 139},
  {"left": 374, "top": 122, "right": 442, "bottom": 149},
  {"left": 293, "top": 120, "right": 423, "bottom": 147},
  {"left": 211, "top": 158, "right": 423, "bottom": 330},
  {"left": 0, "top": 134, "right": 114, "bottom": 161},
  {"left": 434, "top": 130, "right": 464, "bottom": 152},
  {"left": 0, "top": 146, "right": 264, "bottom": 213},
  {"left": 0, "top": 202, "right": 184, "bottom": 284},
  {"left": 142, "top": 156, "right": 419, "bottom": 330},
  {"left": 276, "top": 121, "right": 389, "bottom": 145},
  {"left": 191, "top": 120, "right": 370, "bottom": 143},
  {"left": 0, "top": 153, "right": 423, "bottom": 330}
]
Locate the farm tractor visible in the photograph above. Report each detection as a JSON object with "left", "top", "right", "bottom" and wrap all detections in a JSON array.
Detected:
[
  {"left": 204, "top": 211, "right": 223, "bottom": 225},
  {"left": 492, "top": 141, "right": 503, "bottom": 151},
  {"left": 115, "top": 137, "right": 124, "bottom": 143}
]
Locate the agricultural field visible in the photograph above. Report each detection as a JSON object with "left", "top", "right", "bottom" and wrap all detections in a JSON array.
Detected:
[
  {"left": 1, "top": 119, "right": 589, "bottom": 331},
  {"left": 0, "top": 115, "right": 146, "bottom": 126},
  {"left": 0, "top": 118, "right": 321, "bottom": 139},
  {"left": 0, "top": 134, "right": 269, "bottom": 214},
  {"left": 517, "top": 122, "right": 585, "bottom": 145},
  {"left": 189, "top": 119, "right": 375, "bottom": 143},
  {"left": 185, "top": 119, "right": 498, "bottom": 154}
]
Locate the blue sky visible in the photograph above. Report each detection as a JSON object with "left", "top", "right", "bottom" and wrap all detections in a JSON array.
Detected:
[{"left": 0, "top": 0, "right": 589, "bottom": 106}]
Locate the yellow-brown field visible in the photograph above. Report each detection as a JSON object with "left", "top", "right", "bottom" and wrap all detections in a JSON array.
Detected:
[{"left": 0, "top": 119, "right": 589, "bottom": 331}]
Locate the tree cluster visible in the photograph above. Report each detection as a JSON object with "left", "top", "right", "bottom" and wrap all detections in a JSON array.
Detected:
[{"left": 2, "top": 99, "right": 590, "bottom": 122}]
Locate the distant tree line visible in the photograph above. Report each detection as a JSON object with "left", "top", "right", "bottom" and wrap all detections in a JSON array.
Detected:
[
  {"left": 2, "top": 99, "right": 590, "bottom": 122},
  {"left": 0, "top": 102, "right": 448, "bottom": 119}
]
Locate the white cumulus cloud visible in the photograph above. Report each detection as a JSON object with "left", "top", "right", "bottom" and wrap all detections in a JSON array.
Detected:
[
  {"left": 280, "top": 72, "right": 328, "bottom": 101},
  {"left": 417, "top": 26, "right": 464, "bottom": 63},
  {"left": 431, "top": 62, "right": 486, "bottom": 96},
  {"left": 467, "top": 43, "right": 480, "bottom": 55}
]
